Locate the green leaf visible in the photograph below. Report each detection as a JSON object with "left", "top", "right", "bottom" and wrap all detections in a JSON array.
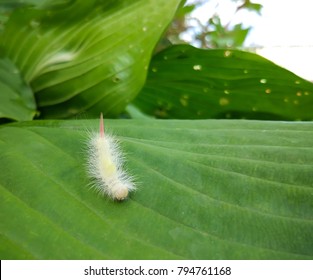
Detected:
[
  {"left": 0, "top": 0, "right": 181, "bottom": 119},
  {"left": 175, "top": 3, "right": 197, "bottom": 18},
  {"left": 1, "top": 119, "right": 313, "bottom": 259},
  {"left": 238, "top": 1, "right": 263, "bottom": 15},
  {"left": 134, "top": 45, "right": 313, "bottom": 120},
  {"left": 205, "top": 16, "right": 250, "bottom": 48},
  {"left": 0, "top": 57, "right": 36, "bottom": 121}
]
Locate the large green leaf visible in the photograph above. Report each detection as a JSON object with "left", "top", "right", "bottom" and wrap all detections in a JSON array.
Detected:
[
  {"left": 0, "top": 0, "right": 181, "bottom": 119},
  {"left": 1, "top": 119, "right": 312, "bottom": 259},
  {"left": 133, "top": 45, "right": 313, "bottom": 120},
  {"left": 0, "top": 57, "right": 36, "bottom": 121}
]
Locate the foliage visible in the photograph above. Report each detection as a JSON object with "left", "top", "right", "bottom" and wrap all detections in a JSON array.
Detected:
[
  {"left": 1, "top": 119, "right": 313, "bottom": 259},
  {"left": 134, "top": 45, "right": 313, "bottom": 120},
  {"left": 0, "top": 0, "right": 312, "bottom": 260},
  {"left": 163, "top": 0, "right": 263, "bottom": 49},
  {"left": 0, "top": 0, "right": 180, "bottom": 119}
]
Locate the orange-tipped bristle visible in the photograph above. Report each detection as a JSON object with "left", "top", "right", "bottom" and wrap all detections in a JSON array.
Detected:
[{"left": 99, "top": 113, "right": 104, "bottom": 138}]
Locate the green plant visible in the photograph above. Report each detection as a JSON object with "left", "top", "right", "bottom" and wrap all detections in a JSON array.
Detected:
[
  {"left": 162, "top": 0, "right": 263, "bottom": 49},
  {"left": 0, "top": 0, "right": 312, "bottom": 260}
]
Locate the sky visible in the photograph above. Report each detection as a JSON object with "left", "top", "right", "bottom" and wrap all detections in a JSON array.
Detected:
[{"left": 185, "top": 0, "right": 313, "bottom": 81}]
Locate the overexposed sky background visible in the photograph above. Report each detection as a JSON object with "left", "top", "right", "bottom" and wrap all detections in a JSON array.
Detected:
[{"left": 185, "top": 0, "right": 313, "bottom": 81}]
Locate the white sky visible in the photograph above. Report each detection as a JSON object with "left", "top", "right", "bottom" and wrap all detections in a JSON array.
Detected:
[{"left": 185, "top": 0, "right": 313, "bottom": 81}]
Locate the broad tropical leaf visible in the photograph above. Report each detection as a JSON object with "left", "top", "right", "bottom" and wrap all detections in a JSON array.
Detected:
[
  {"left": 0, "top": 0, "right": 181, "bottom": 119},
  {"left": 1, "top": 119, "right": 312, "bottom": 259},
  {"left": 133, "top": 45, "right": 313, "bottom": 120},
  {"left": 0, "top": 57, "right": 36, "bottom": 121}
]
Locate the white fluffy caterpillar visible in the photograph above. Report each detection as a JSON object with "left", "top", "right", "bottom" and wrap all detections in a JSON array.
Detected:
[{"left": 87, "top": 113, "right": 135, "bottom": 200}]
